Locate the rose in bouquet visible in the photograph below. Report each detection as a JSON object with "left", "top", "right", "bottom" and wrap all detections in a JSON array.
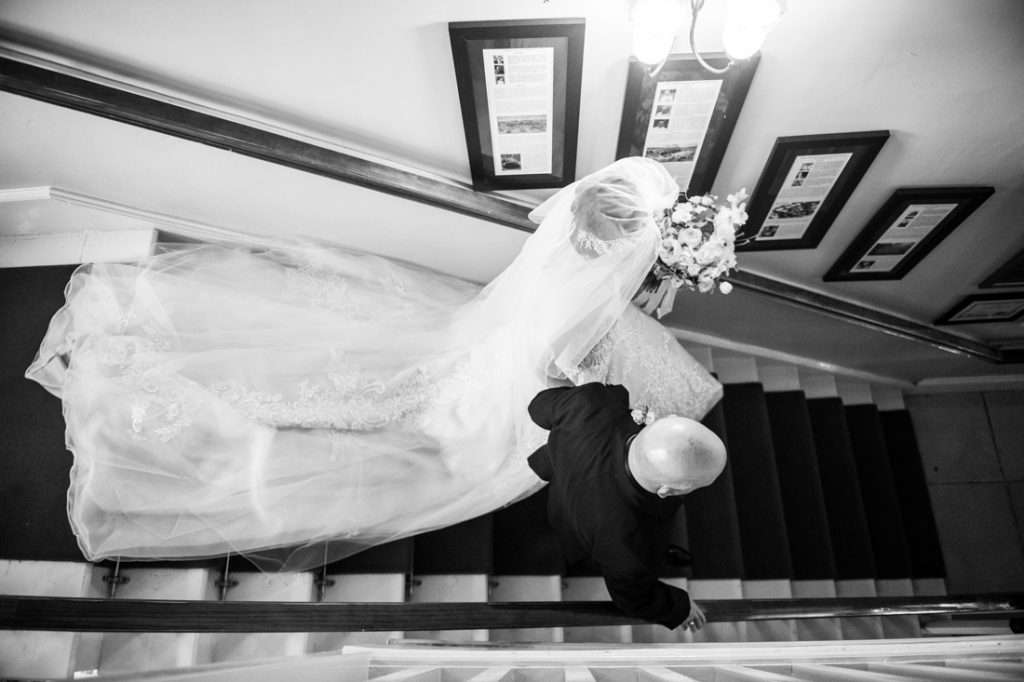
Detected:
[{"left": 635, "top": 189, "right": 749, "bottom": 318}]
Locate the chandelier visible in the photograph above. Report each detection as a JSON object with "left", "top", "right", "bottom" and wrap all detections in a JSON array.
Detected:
[{"left": 629, "top": 0, "right": 788, "bottom": 76}]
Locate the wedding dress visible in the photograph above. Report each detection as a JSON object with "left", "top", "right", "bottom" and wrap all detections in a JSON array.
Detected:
[{"left": 26, "top": 157, "right": 722, "bottom": 571}]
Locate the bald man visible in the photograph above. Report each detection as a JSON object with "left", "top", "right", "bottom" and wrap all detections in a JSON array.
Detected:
[{"left": 527, "top": 382, "right": 726, "bottom": 631}]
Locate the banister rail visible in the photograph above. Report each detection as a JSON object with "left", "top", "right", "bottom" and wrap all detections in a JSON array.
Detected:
[
  {"left": 2, "top": 594, "right": 1022, "bottom": 633},
  {"left": 0, "top": 47, "right": 1008, "bottom": 365}
]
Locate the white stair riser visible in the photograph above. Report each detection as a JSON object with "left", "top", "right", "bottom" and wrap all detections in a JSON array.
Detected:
[
  {"left": 407, "top": 574, "right": 489, "bottom": 642},
  {"left": 310, "top": 573, "right": 405, "bottom": 652},
  {"left": 0, "top": 561, "right": 94, "bottom": 679},
  {"left": 742, "top": 579, "right": 797, "bottom": 642},
  {"left": 490, "top": 575, "right": 564, "bottom": 643},
  {"left": 214, "top": 572, "right": 314, "bottom": 662},
  {"left": 687, "top": 579, "right": 747, "bottom": 643},
  {"left": 562, "top": 577, "right": 633, "bottom": 644},
  {"left": 792, "top": 580, "right": 843, "bottom": 641}
]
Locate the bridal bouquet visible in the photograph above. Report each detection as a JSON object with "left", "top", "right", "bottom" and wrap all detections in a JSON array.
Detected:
[{"left": 635, "top": 189, "right": 749, "bottom": 319}]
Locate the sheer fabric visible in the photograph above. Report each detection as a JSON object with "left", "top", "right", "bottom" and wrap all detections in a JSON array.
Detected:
[{"left": 26, "top": 157, "right": 717, "bottom": 571}]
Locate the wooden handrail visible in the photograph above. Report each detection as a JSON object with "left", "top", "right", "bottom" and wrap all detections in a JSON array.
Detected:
[
  {"left": 0, "top": 56, "right": 536, "bottom": 233},
  {"left": 2, "top": 594, "right": 1022, "bottom": 633},
  {"left": 0, "top": 50, "right": 1005, "bottom": 364}
]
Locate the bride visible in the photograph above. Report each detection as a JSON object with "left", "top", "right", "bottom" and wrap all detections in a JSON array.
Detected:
[{"left": 26, "top": 157, "right": 722, "bottom": 571}]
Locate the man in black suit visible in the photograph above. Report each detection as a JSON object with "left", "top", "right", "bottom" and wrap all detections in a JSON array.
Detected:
[{"left": 528, "top": 382, "right": 726, "bottom": 631}]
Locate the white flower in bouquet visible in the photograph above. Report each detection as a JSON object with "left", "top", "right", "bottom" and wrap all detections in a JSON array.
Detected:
[
  {"left": 680, "top": 227, "right": 703, "bottom": 248},
  {"left": 635, "top": 188, "right": 749, "bottom": 318}
]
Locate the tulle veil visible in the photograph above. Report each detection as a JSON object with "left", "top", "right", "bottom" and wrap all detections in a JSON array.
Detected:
[{"left": 26, "top": 157, "right": 679, "bottom": 571}]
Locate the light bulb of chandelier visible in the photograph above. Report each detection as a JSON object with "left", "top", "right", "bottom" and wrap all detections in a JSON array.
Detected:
[
  {"left": 722, "top": 19, "right": 767, "bottom": 61},
  {"left": 632, "top": 25, "right": 676, "bottom": 67}
]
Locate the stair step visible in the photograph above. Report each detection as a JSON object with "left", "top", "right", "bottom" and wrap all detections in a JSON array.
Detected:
[
  {"left": 492, "top": 487, "right": 564, "bottom": 576},
  {"left": 875, "top": 578, "right": 921, "bottom": 639},
  {"left": 310, "top": 573, "right": 406, "bottom": 652},
  {"left": 791, "top": 579, "right": 842, "bottom": 641},
  {"left": 757, "top": 363, "right": 801, "bottom": 393},
  {"left": 722, "top": 383, "right": 793, "bottom": 582},
  {"left": 741, "top": 579, "right": 797, "bottom": 642},
  {"left": 713, "top": 354, "right": 759, "bottom": 385},
  {"left": 409, "top": 515, "right": 493, "bottom": 643},
  {"left": 407, "top": 574, "right": 489, "bottom": 642},
  {"left": 844, "top": 404, "right": 913, "bottom": 582},
  {"left": 0, "top": 560, "right": 94, "bottom": 680},
  {"left": 684, "top": 401, "right": 745, "bottom": 580},
  {"left": 834, "top": 579, "right": 885, "bottom": 640},
  {"left": 213, "top": 572, "right": 313, "bottom": 663},
  {"left": 325, "top": 539, "right": 414, "bottom": 574},
  {"left": 561, "top": 577, "right": 633, "bottom": 643},
  {"left": 879, "top": 410, "right": 947, "bottom": 583},
  {"left": 764, "top": 391, "right": 838, "bottom": 583},
  {"left": 414, "top": 515, "right": 493, "bottom": 575},
  {"left": 806, "top": 398, "right": 877, "bottom": 582},
  {"left": 687, "top": 578, "right": 747, "bottom": 642},
  {"left": 797, "top": 370, "right": 838, "bottom": 399},
  {"left": 96, "top": 565, "right": 217, "bottom": 673},
  {"left": 489, "top": 575, "right": 564, "bottom": 643}
]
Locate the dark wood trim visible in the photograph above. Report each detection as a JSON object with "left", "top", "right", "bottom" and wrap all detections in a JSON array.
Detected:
[
  {"left": 0, "top": 54, "right": 1005, "bottom": 364},
  {"left": 0, "top": 56, "right": 536, "bottom": 233},
  {"left": 3, "top": 595, "right": 1021, "bottom": 633}
]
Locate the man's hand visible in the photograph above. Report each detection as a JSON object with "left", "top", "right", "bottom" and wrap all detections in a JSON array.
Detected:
[{"left": 680, "top": 596, "right": 706, "bottom": 632}]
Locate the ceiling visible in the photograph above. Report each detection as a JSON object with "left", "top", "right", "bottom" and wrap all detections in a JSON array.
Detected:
[{"left": 1, "top": 0, "right": 1023, "bottom": 386}]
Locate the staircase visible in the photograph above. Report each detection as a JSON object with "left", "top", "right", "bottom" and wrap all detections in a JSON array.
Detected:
[{"left": 0, "top": 265, "right": 960, "bottom": 680}]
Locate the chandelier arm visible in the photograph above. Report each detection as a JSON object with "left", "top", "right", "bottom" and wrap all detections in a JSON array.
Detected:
[{"left": 689, "top": 0, "right": 732, "bottom": 75}]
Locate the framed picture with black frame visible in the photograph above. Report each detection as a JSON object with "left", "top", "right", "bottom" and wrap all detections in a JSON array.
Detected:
[
  {"left": 737, "top": 131, "right": 890, "bottom": 251},
  {"left": 615, "top": 53, "right": 758, "bottom": 197},
  {"left": 935, "top": 293, "right": 1024, "bottom": 326},
  {"left": 824, "top": 186, "right": 995, "bottom": 282},
  {"left": 449, "top": 18, "right": 585, "bottom": 191},
  {"left": 980, "top": 246, "right": 1024, "bottom": 289}
]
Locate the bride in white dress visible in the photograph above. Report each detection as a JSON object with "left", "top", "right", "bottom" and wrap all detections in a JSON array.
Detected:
[{"left": 26, "top": 157, "right": 722, "bottom": 571}]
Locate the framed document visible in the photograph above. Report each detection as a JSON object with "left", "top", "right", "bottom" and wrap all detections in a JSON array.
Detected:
[
  {"left": 615, "top": 53, "right": 758, "bottom": 196},
  {"left": 737, "top": 131, "right": 890, "bottom": 251},
  {"left": 935, "top": 293, "right": 1024, "bottom": 325},
  {"left": 449, "top": 18, "right": 585, "bottom": 191},
  {"left": 980, "top": 246, "right": 1024, "bottom": 289},
  {"left": 824, "top": 186, "right": 995, "bottom": 282}
]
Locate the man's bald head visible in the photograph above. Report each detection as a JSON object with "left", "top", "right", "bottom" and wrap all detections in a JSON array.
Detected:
[{"left": 628, "top": 415, "right": 727, "bottom": 498}]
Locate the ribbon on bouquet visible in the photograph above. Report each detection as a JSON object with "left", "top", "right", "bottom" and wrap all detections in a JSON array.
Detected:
[{"left": 633, "top": 278, "right": 678, "bottom": 319}]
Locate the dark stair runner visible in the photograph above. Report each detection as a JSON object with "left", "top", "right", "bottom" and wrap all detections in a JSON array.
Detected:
[{"left": 0, "top": 265, "right": 948, "bottom": 634}]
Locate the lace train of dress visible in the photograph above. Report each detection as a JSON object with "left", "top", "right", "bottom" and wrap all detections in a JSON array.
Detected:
[{"left": 26, "top": 157, "right": 721, "bottom": 570}]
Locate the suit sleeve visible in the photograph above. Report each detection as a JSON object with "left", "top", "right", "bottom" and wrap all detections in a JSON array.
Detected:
[
  {"left": 528, "top": 386, "right": 575, "bottom": 430},
  {"left": 601, "top": 568, "right": 692, "bottom": 629}
]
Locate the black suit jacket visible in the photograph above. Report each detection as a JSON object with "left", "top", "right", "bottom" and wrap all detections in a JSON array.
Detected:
[{"left": 527, "top": 382, "right": 691, "bottom": 629}]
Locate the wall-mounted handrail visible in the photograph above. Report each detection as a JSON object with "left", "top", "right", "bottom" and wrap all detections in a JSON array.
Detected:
[
  {"left": 0, "top": 50, "right": 1004, "bottom": 364},
  {"left": 2, "top": 594, "right": 1021, "bottom": 633}
]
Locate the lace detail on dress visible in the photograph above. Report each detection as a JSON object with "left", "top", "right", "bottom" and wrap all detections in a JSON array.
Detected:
[
  {"left": 282, "top": 260, "right": 415, "bottom": 323},
  {"left": 207, "top": 355, "right": 421, "bottom": 431},
  {"left": 103, "top": 336, "right": 204, "bottom": 443},
  {"left": 569, "top": 305, "right": 722, "bottom": 420},
  {"left": 207, "top": 347, "right": 515, "bottom": 433}
]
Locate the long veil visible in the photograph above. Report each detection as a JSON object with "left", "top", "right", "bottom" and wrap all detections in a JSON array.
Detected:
[{"left": 26, "top": 157, "right": 680, "bottom": 571}]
